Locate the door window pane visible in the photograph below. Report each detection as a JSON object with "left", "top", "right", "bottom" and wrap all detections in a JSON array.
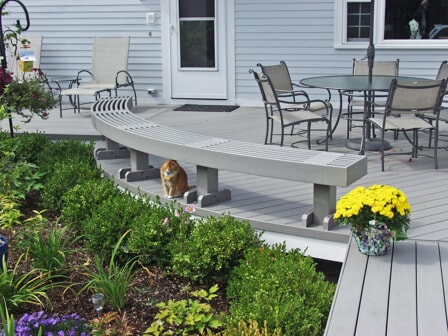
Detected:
[
  {"left": 179, "top": 20, "right": 215, "bottom": 68},
  {"left": 179, "top": 0, "right": 215, "bottom": 18}
]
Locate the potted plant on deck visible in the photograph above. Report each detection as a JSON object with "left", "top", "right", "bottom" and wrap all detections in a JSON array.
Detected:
[{"left": 334, "top": 184, "right": 412, "bottom": 256}]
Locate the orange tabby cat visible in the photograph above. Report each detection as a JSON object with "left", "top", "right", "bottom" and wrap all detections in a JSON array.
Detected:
[{"left": 160, "top": 159, "right": 193, "bottom": 198}]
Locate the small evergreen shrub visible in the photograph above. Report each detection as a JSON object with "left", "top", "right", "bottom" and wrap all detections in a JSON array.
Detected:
[
  {"left": 170, "top": 214, "right": 263, "bottom": 283},
  {"left": 40, "top": 160, "right": 101, "bottom": 211},
  {"left": 127, "top": 200, "right": 196, "bottom": 267},
  {"left": 61, "top": 178, "right": 121, "bottom": 232},
  {"left": 0, "top": 132, "right": 50, "bottom": 163},
  {"left": 81, "top": 190, "right": 152, "bottom": 260},
  {"left": 226, "top": 243, "right": 335, "bottom": 336}
]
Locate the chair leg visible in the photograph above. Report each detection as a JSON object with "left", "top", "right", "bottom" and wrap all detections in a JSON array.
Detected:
[
  {"left": 434, "top": 126, "right": 439, "bottom": 169},
  {"left": 307, "top": 121, "right": 311, "bottom": 150}
]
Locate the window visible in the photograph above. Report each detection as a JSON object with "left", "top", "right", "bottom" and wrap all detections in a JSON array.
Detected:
[{"left": 335, "top": 0, "right": 448, "bottom": 49}]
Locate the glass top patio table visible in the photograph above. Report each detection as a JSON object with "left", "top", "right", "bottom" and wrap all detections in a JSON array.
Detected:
[{"left": 300, "top": 75, "right": 429, "bottom": 154}]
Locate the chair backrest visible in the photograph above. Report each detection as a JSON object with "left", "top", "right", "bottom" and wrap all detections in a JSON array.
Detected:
[
  {"left": 353, "top": 58, "right": 399, "bottom": 76},
  {"left": 250, "top": 69, "right": 278, "bottom": 106},
  {"left": 6, "top": 35, "right": 42, "bottom": 80},
  {"left": 386, "top": 79, "right": 446, "bottom": 117},
  {"left": 436, "top": 61, "right": 448, "bottom": 81},
  {"left": 91, "top": 37, "right": 130, "bottom": 85},
  {"left": 257, "top": 61, "right": 294, "bottom": 92}
]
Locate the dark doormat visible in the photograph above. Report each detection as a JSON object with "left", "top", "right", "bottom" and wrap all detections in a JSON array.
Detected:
[{"left": 173, "top": 104, "right": 239, "bottom": 112}]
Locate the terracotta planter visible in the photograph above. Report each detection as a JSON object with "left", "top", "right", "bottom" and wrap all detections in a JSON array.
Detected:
[{"left": 352, "top": 224, "right": 392, "bottom": 256}]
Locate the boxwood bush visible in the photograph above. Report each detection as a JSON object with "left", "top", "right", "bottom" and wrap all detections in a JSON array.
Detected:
[
  {"left": 226, "top": 243, "right": 335, "bottom": 336},
  {"left": 170, "top": 214, "right": 263, "bottom": 283}
]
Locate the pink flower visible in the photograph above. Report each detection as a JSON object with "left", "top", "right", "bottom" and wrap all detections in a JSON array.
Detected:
[
  {"left": 163, "top": 218, "right": 169, "bottom": 225},
  {"left": 185, "top": 204, "right": 196, "bottom": 214}
]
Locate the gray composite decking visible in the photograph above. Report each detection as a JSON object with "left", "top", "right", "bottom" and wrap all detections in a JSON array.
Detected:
[
  {"left": 4, "top": 101, "right": 448, "bottom": 335},
  {"left": 325, "top": 238, "right": 448, "bottom": 336},
  {"left": 4, "top": 102, "right": 448, "bottom": 260}
]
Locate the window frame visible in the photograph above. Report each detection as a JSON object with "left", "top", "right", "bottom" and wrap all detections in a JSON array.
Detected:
[{"left": 334, "top": 0, "right": 448, "bottom": 49}]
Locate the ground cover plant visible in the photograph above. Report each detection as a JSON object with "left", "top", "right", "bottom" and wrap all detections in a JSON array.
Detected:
[{"left": 0, "top": 131, "right": 337, "bottom": 335}]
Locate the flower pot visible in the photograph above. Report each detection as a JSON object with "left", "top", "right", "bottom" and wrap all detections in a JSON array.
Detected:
[
  {"left": 0, "top": 235, "right": 8, "bottom": 270},
  {"left": 352, "top": 225, "right": 392, "bottom": 256}
]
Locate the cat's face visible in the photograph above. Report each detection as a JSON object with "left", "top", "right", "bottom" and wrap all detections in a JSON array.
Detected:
[{"left": 162, "top": 160, "right": 180, "bottom": 180}]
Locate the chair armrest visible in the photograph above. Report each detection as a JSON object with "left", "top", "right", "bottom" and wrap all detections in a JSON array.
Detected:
[
  {"left": 294, "top": 82, "right": 332, "bottom": 102},
  {"left": 76, "top": 70, "right": 92, "bottom": 85},
  {"left": 116, "top": 70, "right": 134, "bottom": 87}
]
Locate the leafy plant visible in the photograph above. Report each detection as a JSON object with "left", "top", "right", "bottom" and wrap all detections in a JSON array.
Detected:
[
  {"left": 170, "top": 214, "right": 263, "bottom": 283},
  {"left": 226, "top": 243, "right": 335, "bottom": 336},
  {"left": 81, "top": 231, "right": 139, "bottom": 310},
  {"left": 144, "top": 284, "right": 224, "bottom": 335},
  {"left": 0, "top": 297, "right": 15, "bottom": 336},
  {"left": 0, "top": 147, "right": 44, "bottom": 201},
  {"left": 0, "top": 254, "right": 58, "bottom": 311},
  {"left": 19, "top": 223, "right": 79, "bottom": 275},
  {"left": 0, "top": 194, "right": 22, "bottom": 228},
  {"left": 89, "top": 310, "right": 134, "bottom": 336}
]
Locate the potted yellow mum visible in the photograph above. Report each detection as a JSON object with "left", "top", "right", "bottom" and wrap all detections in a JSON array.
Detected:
[{"left": 334, "top": 184, "right": 411, "bottom": 255}]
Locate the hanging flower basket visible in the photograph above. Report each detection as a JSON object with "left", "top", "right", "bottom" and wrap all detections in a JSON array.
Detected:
[{"left": 352, "top": 224, "right": 392, "bottom": 256}]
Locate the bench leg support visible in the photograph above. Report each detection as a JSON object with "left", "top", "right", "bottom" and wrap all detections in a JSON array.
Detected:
[
  {"left": 95, "top": 139, "right": 130, "bottom": 160},
  {"left": 184, "top": 166, "right": 231, "bottom": 207},
  {"left": 119, "top": 149, "right": 159, "bottom": 182},
  {"left": 301, "top": 184, "right": 336, "bottom": 228}
]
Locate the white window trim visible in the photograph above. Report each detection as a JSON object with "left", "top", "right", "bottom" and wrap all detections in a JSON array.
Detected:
[{"left": 334, "top": 0, "right": 448, "bottom": 49}]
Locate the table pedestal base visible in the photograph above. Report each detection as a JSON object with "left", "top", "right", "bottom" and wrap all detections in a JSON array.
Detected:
[{"left": 346, "top": 138, "right": 391, "bottom": 152}]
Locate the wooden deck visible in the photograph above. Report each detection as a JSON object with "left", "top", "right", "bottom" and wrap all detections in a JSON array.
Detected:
[
  {"left": 325, "top": 238, "right": 448, "bottom": 335},
  {"left": 3, "top": 102, "right": 448, "bottom": 261},
  {"left": 4, "top": 101, "right": 448, "bottom": 335}
]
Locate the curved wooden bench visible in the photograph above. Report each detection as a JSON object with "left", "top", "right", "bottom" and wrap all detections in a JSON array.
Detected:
[{"left": 91, "top": 96, "right": 367, "bottom": 229}]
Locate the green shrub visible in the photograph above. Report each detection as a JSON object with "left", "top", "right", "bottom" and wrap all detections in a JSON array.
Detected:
[
  {"left": 3, "top": 132, "right": 50, "bottom": 163},
  {"left": 81, "top": 190, "right": 151, "bottom": 260},
  {"left": 127, "top": 200, "right": 196, "bottom": 267},
  {"left": 39, "top": 160, "right": 101, "bottom": 211},
  {"left": 0, "top": 143, "right": 45, "bottom": 201},
  {"left": 170, "top": 214, "right": 263, "bottom": 283},
  {"left": 222, "top": 320, "right": 283, "bottom": 336},
  {"left": 226, "top": 243, "right": 335, "bottom": 336},
  {"left": 36, "top": 139, "right": 96, "bottom": 172},
  {"left": 61, "top": 178, "right": 120, "bottom": 232}
]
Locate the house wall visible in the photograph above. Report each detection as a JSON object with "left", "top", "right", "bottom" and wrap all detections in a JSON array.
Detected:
[
  {"left": 235, "top": 0, "right": 448, "bottom": 106},
  {"left": 3, "top": 0, "right": 447, "bottom": 106},
  {"left": 3, "top": 0, "right": 163, "bottom": 104}
]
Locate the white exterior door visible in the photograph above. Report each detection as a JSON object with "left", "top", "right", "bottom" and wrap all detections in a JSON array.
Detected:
[{"left": 169, "top": 0, "right": 227, "bottom": 99}]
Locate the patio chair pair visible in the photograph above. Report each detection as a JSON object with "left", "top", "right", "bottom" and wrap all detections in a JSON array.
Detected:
[
  {"left": 369, "top": 78, "right": 446, "bottom": 171},
  {"left": 251, "top": 61, "right": 332, "bottom": 149},
  {"left": 59, "top": 37, "right": 137, "bottom": 117}
]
